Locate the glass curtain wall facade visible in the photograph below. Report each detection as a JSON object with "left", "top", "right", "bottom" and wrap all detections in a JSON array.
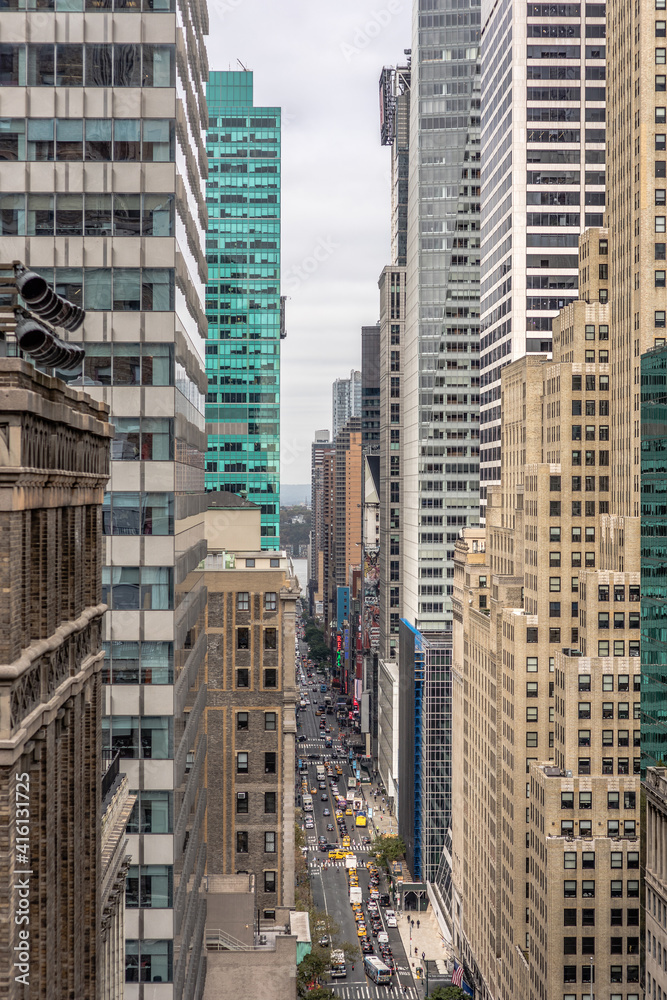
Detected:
[
  {"left": 641, "top": 344, "right": 667, "bottom": 770},
  {"left": 403, "top": 0, "right": 481, "bottom": 634},
  {"left": 478, "top": 0, "right": 607, "bottom": 514},
  {"left": 0, "top": 0, "right": 211, "bottom": 996},
  {"left": 205, "top": 71, "right": 281, "bottom": 548}
]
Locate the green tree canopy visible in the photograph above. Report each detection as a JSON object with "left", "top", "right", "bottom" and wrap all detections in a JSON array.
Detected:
[
  {"left": 370, "top": 834, "right": 406, "bottom": 867},
  {"left": 427, "top": 987, "right": 467, "bottom": 1000}
]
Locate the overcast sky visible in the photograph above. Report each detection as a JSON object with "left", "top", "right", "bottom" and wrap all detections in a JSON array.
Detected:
[{"left": 207, "top": 0, "right": 412, "bottom": 484}]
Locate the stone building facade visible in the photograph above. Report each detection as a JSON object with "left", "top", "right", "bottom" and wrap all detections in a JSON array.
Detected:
[
  {"left": 451, "top": 230, "right": 642, "bottom": 999},
  {"left": 204, "top": 517, "right": 297, "bottom": 918},
  {"left": 0, "top": 359, "right": 111, "bottom": 1000}
]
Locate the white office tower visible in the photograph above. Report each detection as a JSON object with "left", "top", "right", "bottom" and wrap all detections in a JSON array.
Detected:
[
  {"left": 0, "top": 0, "right": 210, "bottom": 995},
  {"left": 478, "top": 0, "right": 607, "bottom": 515}
]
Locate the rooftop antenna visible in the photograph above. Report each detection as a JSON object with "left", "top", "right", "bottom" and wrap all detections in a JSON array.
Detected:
[{"left": 237, "top": 59, "right": 249, "bottom": 72}]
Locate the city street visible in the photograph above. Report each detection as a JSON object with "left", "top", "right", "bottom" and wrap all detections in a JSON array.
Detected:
[{"left": 295, "top": 646, "right": 419, "bottom": 999}]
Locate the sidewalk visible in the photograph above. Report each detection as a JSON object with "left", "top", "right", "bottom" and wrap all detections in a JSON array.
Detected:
[
  {"left": 396, "top": 908, "right": 453, "bottom": 994},
  {"left": 359, "top": 784, "right": 453, "bottom": 994}
]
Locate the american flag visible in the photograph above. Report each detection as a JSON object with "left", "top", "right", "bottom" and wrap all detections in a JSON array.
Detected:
[{"left": 452, "top": 960, "right": 463, "bottom": 987}]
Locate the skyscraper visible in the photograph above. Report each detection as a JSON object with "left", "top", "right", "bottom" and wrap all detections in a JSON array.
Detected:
[
  {"left": 478, "top": 0, "right": 607, "bottom": 513},
  {"left": 0, "top": 3, "right": 211, "bottom": 994},
  {"left": 361, "top": 324, "right": 381, "bottom": 454},
  {"left": 308, "top": 430, "right": 332, "bottom": 617},
  {"left": 332, "top": 369, "right": 361, "bottom": 440},
  {"left": 397, "top": 0, "right": 481, "bottom": 881},
  {"left": 205, "top": 71, "right": 281, "bottom": 549}
]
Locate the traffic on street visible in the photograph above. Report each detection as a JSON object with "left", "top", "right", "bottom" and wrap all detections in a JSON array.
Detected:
[{"left": 294, "top": 611, "right": 419, "bottom": 999}]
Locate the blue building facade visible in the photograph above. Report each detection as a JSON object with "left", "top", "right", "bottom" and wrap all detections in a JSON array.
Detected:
[{"left": 205, "top": 71, "right": 281, "bottom": 547}]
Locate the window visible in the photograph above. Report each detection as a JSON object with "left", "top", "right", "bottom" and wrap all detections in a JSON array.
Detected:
[
  {"left": 264, "top": 871, "right": 277, "bottom": 893},
  {"left": 264, "top": 791, "right": 276, "bottom": 814},
  {"left": 581, "top": 848, "right": 594, "bottom": 865},
  {"left": 578, "top": 729, "right": 591, "bottom": 746},
  {"left": 527, "top": 627, "right": 538, "bottom": 643},
  {"left": 264, "top": 669, "right": 278, "bottom": 688},
  {"left": 237, "top": 592, "right": 250, "bottom": 611},
  {"left": 103, "top": 492, "right": 174, "bottom": 536},
  {"left": 563, "top": 967, "right": 577, "bottom": 983},
  {"left": 237, "top": 752, "right": 248, "bottom": 774},
  {"left": 526, "top": 732, "right": 538, "bottom": 747},
  {"left": 563, "top": 909, "right": 577, "bottom": 926},
  {"left": 526, "top": 706, "right": 538, "bottom": 722},
  {"left": 236, "top": 831, "right": 248, "bottom": 853},
  {"left": 627, "top": 879, "right": 639, "bottom": 896},
  {"left": 527, "top": 656, "right": 538, "bottom": 672},
  {"left": 236, "top": 791, "right": 248, "bottom": 813},
  {"left": 112, "top": 417, "right": 173, "bottom": 461},
  {"left": 563, "top": 880, "right": 577, "bottom": 897},
  {"left": 564, "top": 851, "right": 577, "bottom": 869},
  {"left": 579, "top": 674, "right": 591, "bottom": 692},
  {"left": 265, "top": 712, "right": 277, "bottom": 731},
  {"left": 126, "top": 865, "right": 173, "bottom": 908},
  {"left": 102, "top": 716, "right": 172, "bottom": 759},
  {"left": 264, "top": 752, "right": 276, "bottom": 774},
  {"left": 127, "top": 790, "right": 173, "bottom": 834},
  {"left": 561, "top": 791, "right": 574, "bottom": 809},
  {"left": 581, "top": 880, "right": 595, "bottom": 897},
  {"left": 125, "top": 940, "right": 173, "bottom": 984},
  {"left": 526, "top": 682, "right": 538, "bottom": 697},
  {"left": 102, "top": 640, "right": 173, "bottom": 685},
  {"left": 101, "top": 566, "right": 172, "bottom": 610},
  {"left": 237, "top": 628, "right": 250, "bottom": 650},
  {"left": 237, "top": 712, "right": 249, "bottom": 731},
  {"left": 236, "top": 668, "right": 249, "bottom": 688},
  {"left": 550, "top": 552, "right": 561, "bottom": 567},
  {"left": 550, "top": 527, "right": 561, "bottom": 542},
  {"left": 264, "top": 592, "right": 277, "bottom": 611},
  {"left": 550, "top": 576, "right": 561, "bottom": 591},
  {"left": 563, "top": 936, "right": 577, "bottom": 955},
  {"left": 549, "top": 627, "right": 561, "bottom": 642},
  {"left": 264, "top": 831, "right": 276, "bottom": 853}
]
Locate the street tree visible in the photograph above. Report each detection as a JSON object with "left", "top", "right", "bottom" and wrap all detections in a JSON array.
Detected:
[{"left": 370, "top": 834, "right": 406, "bottom": 867}]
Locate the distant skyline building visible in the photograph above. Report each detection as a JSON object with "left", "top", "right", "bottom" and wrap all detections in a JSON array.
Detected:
[
  {"left": 332, "top": 369, "right": 361, "bottom": 440},
  {"left": 361, "top": 324, "right": 381, "bottom": 454},
  {"left": 478, "top": 0, "right": 607, "bottom": 514},
  {"left": 205, "top": 71, "right": 282, "bottom": 549}
]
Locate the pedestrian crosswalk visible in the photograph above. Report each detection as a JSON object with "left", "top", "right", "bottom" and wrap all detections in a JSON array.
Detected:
[{"left": 328, "top": 985, "right": 419, "bottom": 999}]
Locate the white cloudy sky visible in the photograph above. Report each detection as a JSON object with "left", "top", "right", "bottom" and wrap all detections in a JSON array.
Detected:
[{"left": 207, "top": 0, "right": 412, "bottom": 484}]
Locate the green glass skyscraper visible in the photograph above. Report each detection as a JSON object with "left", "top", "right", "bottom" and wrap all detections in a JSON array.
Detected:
[{"left": 205, "top": 71, "right": 281, "bottom": 547}]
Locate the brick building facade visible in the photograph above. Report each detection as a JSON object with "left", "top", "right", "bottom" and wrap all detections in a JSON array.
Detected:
[{"left": 0, "top": 359, "right": 111, "bottom": 999}]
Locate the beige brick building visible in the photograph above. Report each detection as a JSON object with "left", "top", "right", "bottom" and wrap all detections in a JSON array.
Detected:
[
  {"left": 203, "top": 496, "right": 297, "bottom": 919},
  {"left": 0, "top": 359, "right": 111, "bottom": 999},
  {"left": 452, "top": 230, "right": 642, "bottom": 999}
]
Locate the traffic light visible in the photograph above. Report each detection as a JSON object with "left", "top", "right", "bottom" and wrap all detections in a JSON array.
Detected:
[
  {"left": 14, "top": 265, "right": 84, "bottom": 332},
  {"left": 14, "top": 316, "right": 83, "bottom": 371},
  {"left": 12, "top": 263, "right": 85, "bottom": 372}
]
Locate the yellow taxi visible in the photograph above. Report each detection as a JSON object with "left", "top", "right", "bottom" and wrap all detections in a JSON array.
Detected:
[
  {"left": 357, "top": 924, "right": 367, "bottom": 937},
  {"left": 355, "top": 910, "right": 365, "bottom": 922},
  {"left": 351, "top": 902, "right": 362, "bottom": 912},
  {"left": 336, "top": 765, "right": 342, "bottom": 775},
  {"left": 335, "top": 810, "right": 343, "bottom": 819},
  {"left": 328, "top": 850, "right": 346, "bottom": 860},
  {"left": 342, "top": 836, "right": 351, "bottom": 848},
  {"left": 346, "top": 807, "right": 353, "bottom": 816},
  {"left": 348, "top": 877, "right": 359, "bottom": 887},
  {"left": 315, "top": 709, "right": 323, "bottom": 716}
]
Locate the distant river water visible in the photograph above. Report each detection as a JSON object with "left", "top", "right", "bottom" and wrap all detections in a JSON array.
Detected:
[{"left": 291, "top": 558, "right": 307, "bottom": 595}]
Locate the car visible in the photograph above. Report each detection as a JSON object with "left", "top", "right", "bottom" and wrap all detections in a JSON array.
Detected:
[
  {"left": 361, "top": 939, "right": 374, "bottom": 954},
  {"left": 308, "top": 754, "right": 320, "bottom": 761},
  {"left": 326, "top": 823, "right": 334, "bottom": 832},
  {"left": 297, "top": 735, "right": 307, "bottom": 743},
  {"left": 329, "top": 850, "right": 346, "bottom": 860},
  {"left": 323, "top": 808, "right": 331, "bottom": 816},
  {"left": 355, "top": 911, "right": 365, "bottom": 923},
  {"left": 305, "top": 819, "right": 314, "bottom": 829},
  {"left": 380, "top": 894, "right": 391, "bottom": 907},
  {"left": 319, "top": 935, "right": 330, "bottom": 947},
  {"left": 366, "top": 902, "right": 378, "bottom": 913},
  {"left": 325, "top": 740, "right": 332, "bottom": 748},
  {"left": 320, "top": 793, "right": 328, "bottom": 802},
  {"left": 318, "top": 782, "right": 326, "bottom": 789},
  {"left": 319, "top": 842, "right": 328, "bottom": 851},
  {"left": 346, "top": 807, "right": 353, "bottom": 816},
  {"left": 385, "top": 910, "right": 397, "bottom": 927},
  {"left": 351, "top": 903, "right": 362, "bottom": 912},
  {"left": 311, "top": 787, "right": 317, "bottom": 794},
  {"left": 357, "top": 925, "right": 367, "bottom": 937}
]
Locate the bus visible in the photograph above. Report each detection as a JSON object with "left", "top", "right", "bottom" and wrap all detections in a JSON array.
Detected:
[
  {"left": 355, "top": 811, "right": 367, "bottom": 827},
  {"left": 303, "top": 794, "right": 313, "bottom": 812},
  {"left": 328, "top": 950, "right": 347, "bottom": 978},
  {"left": 363, "top": 956, "right": 391, "bottom": 984}
]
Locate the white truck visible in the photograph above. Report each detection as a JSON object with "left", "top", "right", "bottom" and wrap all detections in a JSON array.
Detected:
[
  {"left": 345, "top": 854, "right": 358, "bottom": 870},
  {"left": 349, "top": 885, "right": 362, "bottom": 905}
]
